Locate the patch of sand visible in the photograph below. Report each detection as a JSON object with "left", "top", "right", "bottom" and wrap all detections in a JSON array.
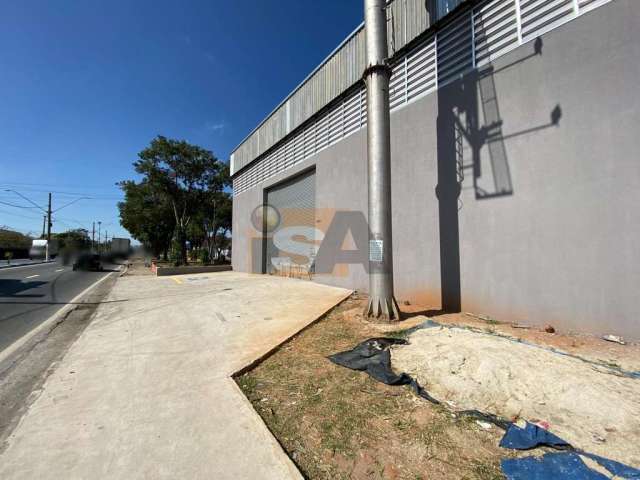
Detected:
[{"left": 392, "top": 325, "right": 640, "bottom": 468}]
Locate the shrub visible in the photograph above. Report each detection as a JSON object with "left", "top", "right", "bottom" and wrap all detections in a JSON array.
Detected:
[{"left": 199, "top": 248, "right": 211, "bottom": 265}]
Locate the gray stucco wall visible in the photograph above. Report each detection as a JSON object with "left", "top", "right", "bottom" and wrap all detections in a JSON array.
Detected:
[{"left": 232, "top": 0, "right": 640, "bottom": 339}]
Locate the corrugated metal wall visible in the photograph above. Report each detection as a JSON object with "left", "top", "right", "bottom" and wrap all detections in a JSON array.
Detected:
[
  {"left": 231, "top": 0, "right": 431, "bottom": 175},
  {"left": 231, "top": 0, "right": 613, "bottom": 178},
  {"left": 233, "top": 0, "right": 615, "bottom": 193}
]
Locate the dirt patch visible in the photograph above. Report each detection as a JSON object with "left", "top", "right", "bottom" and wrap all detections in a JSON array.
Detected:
[
  {"left": 236, "top": 295, "right": 514, "bottom": 479},
  {"left": 400, "top": 306, "right": 640, "bottom": 373},
  {"left": 392, "top": 325, "right": 640, "bottom": 468}
]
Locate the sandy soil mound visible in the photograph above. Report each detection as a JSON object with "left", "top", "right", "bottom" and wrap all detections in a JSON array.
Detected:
[{"left": 391, "top": 326, "right": 640, "bottom": 468}]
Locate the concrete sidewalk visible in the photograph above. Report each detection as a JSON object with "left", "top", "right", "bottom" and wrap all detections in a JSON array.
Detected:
[{"left": 0, "top": 271, "right": 351, "bottom": 479}]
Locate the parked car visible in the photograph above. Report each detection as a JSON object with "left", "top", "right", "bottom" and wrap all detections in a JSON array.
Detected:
[{"left": 72, "top": 253, "right": 104, "bottom": 271}]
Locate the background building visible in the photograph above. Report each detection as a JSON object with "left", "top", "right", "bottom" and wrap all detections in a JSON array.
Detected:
[{"left": 231, "top": 0, "right": 639, "bottom": 339}]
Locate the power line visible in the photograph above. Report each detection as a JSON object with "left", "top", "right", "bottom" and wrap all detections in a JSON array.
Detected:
[
  {"left": 0, "top": 207, "right": 43, "bottom": 221},
  {"left": 53, "top": 196, "right": 91, "bottom": 212},
  {"left": 0, "top": 200, "right": 41, "bottom": 210},
  {"left": 53, "top": 216, "right": 92, "bottom": 230},
  {"left": 0, "top": 181, "right": 121, "bottom": 190},
  {"left": 2, "top": 189, "right": 47, "bottom": 213},
  {"left": 54, "top": 219, "right": 81, "bottom": 231},
  {"left": 0, "top": 183, "right": 124, "bottom": 199},
  {"left": 55, "top": 215, "right": 94, "bottom": 223}
]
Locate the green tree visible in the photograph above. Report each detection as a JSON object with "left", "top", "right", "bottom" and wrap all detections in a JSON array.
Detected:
[
  {"left": 120, "top": 136, "right": 230, "bottom": 265},
  {"left": 202, "top": 189, "right": 232, "bottom": 262},
  {"left": 0, "top": 229, "right": 32, "bottom": 250},
  {"left": 118, "top": 180, "right": 175, "bottom": 259},
  {"left": 54, "top": 229, "right": 91, "bottom": 250}
]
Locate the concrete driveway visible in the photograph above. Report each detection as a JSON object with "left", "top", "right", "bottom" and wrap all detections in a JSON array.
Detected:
[{"left": 0, "top": 271, "right": 351, "bottom": 479}]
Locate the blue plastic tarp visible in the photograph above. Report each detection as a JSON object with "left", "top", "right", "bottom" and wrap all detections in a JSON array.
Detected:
[
  {"left": 502, "top": 452, "right": 640, "bottom": 480},
  {"left": 501, "top": 452, "right": 608, "bottom": 480},
  {"left": 500, "top": 423, "right": 640, "bottom": 479},
  {"left": 499, "top": 422, "right": 570, "bottom": 450}
]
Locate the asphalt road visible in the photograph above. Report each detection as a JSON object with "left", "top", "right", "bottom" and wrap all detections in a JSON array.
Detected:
[
  {"left": 0, "top": 259, "right": 51, "bottom": 269},
  {"left": 0, "top": 260, "right": 117, "bottom": 355}
]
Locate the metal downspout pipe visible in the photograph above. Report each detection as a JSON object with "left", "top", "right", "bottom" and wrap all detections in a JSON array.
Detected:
[{"left": 363, "top": 0, "right": 400, "bottom": 320}]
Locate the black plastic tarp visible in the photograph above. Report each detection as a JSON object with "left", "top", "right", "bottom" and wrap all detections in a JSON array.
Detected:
[{"left": 328, "top": 337, "right": 640, "bottom": 479}]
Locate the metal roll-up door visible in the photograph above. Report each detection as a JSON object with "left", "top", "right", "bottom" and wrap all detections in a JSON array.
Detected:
[{"left": 264, "top": 169, "right": 316, "bottom": 275}]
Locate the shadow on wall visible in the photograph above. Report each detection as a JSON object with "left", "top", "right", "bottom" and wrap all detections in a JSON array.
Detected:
[{"left": 435, "top": 37, "right": 562, "bottom": 312}]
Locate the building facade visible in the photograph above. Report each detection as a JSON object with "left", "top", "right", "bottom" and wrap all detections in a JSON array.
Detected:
[{"left": 231, "top": 0, "right": 640, "bottom": 339}]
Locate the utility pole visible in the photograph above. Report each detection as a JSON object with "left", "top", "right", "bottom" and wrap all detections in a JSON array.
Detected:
[
  {"left": 46, "top": 192, "right": 52, "bottom": 261},
  {"left": 97, "top": 221, "right": 102, "bottom": 253},
  {"left": 363, "top": 0, "right": 400, "bottom": 320},
  {"left": 3, "top": 189, "right": 89, "bottom": 259},
  {"left": 92, "top": 222, "right": 95, "bottom": 250},
  {"left": 42, "top": 215, "right": 46, "bottom": 239}
]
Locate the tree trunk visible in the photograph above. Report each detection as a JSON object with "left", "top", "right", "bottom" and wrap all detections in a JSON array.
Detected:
[{"left": 176, "top": 227, "right": 187, "bottom": 265}]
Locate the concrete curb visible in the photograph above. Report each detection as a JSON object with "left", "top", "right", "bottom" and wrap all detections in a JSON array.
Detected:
[
  {"left": 229, "top": 289, "right": 352, "bottom": 479},
  {"left": 228, "top": 378, "right": 304, "bottom": 479},
  {"left": 155, "top": 265, "right": 232, "bottom": 276},
  {"left": 232, "top": 290, "right": 352, "bottom": 378},
  {"left": 119, "top": 262, "right": 130, "bottom": 277}
]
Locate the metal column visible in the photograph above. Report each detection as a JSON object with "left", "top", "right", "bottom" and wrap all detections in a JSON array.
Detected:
[{"left": 363, "top": 0, "right": 400, "bottom": 320}]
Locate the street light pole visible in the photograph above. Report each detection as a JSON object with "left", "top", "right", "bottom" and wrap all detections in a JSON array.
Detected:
[
  {"left": 363, "top": 0, "right": 400, "bottom": 320},
  {"left": 46, "top": 192, "right": 52, "bottom": 261}
]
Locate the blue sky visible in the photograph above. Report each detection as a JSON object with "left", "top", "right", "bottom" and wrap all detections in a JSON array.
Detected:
[{"left": 0, "top": 0, "right": 363, "bottom": 240}]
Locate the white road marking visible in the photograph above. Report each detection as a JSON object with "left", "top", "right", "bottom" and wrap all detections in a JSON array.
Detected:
[
  {"left": 0, "top": 270, "right": 117, "bottom": 365},
  {"left": 25, "top": 274, "right": 40, "bottom": 279},
  {"left": 56, "top": 268, "right": 64, "bottom": 272},
  {"left": 0, "top": 261, "right": 54, "bottom": 270}
]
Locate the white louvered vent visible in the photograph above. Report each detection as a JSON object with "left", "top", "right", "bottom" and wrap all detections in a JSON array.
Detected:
[
  {"left": 343, "top": 88, "right": 362, "bottom": 136},
  {"left": 389, "top": 59, "right": 406, "bottom": 110},
  {"left": 234, "top": 0, "right": 614, "bottom": 196},
  {"left": 437, "top": 13, "right": 473, "bottom": 86},
  {"left": 578, "top": 0, "right": 609, "bottom": 12},
  {"left": 303, "top": 124, "right": 314, "bottom": 159},
  {"left": 233, "top": 86, "right": 368, "bottom": 195},
  {"left": 474, "top": 0, "right": 519, "bottom": 67},
  {"left": 407, "top": 35, "right": 437, "bottom": 102},
  {"left": 292, "top": 129, "right": 304, "bottom": 165},
  {"left": 360, "top": 85, "right": 368, "bottom": 127},
  {"left": 316, "top": 112, "right": 329, "bottom": 153},
  {"left": 328, "top": 104, "right": 343, "bottom": 146},
  {"left": 519, "top": 0, "right": 575, "bottom": 42}
]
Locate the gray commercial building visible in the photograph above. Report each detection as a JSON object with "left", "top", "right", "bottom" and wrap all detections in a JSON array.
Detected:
[{"left": 231, "top": 0, "right": 640, "bottom": 339}]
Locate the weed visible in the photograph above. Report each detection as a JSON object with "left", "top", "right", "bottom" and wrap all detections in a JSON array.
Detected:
[
  {"left": 237, "top": 374, "right": 257, "bottom": 399},
  {"left": 470, "top": 459, "right": 505, "bottom": 479},
  {"left": 234, "top": 296, "right": 507, "bottom": 479},
  {"left": 386, "top": 329, "right": 411, "bottom": 339}
]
